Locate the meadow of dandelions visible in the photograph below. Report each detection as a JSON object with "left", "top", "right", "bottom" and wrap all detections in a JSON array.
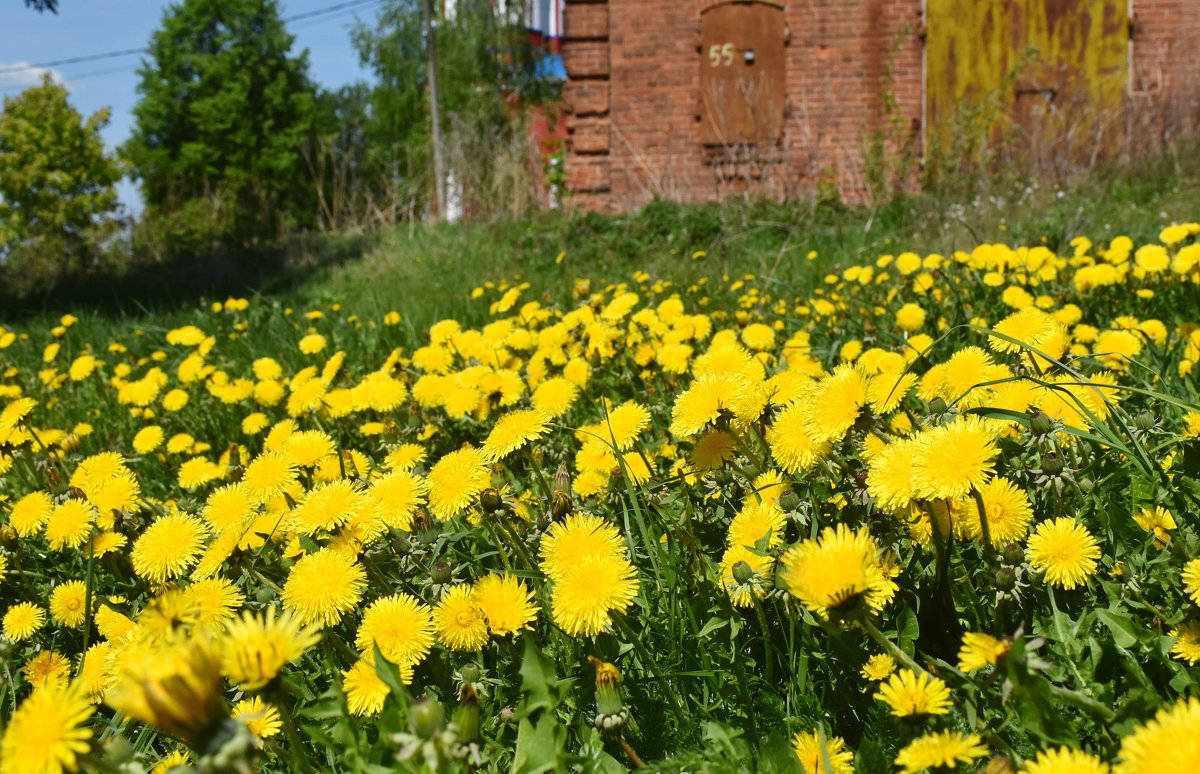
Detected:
[{"left": 2, "top": 224, "right": 1200, "bottom": 772}]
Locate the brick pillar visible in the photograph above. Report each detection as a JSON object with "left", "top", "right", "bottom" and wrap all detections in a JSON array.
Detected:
[{"left": 563, "top": 0, "right": 612, "bottom": 211}]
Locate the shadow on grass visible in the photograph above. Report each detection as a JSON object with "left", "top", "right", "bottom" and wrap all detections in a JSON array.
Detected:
[{"left": 0, "top": 233, "right": 372, "bottom": 323}]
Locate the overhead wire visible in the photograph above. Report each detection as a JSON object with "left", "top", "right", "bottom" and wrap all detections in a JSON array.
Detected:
[{"left": 0, "top": 0, "right": 384, "bottom": 77}]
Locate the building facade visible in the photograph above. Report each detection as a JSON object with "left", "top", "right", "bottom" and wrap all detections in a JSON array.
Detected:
[{"left": 561, "top": 0, "right": 1200, "bottom": 211}]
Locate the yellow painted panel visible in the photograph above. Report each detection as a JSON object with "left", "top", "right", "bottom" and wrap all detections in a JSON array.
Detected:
[{"left": 926, "top": 0, "right": 1128, "bottom": 157}]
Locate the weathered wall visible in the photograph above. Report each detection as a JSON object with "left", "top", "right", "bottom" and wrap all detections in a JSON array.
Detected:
[{"left": 562, "top": 0, "right": 1200, "bottom": 212}]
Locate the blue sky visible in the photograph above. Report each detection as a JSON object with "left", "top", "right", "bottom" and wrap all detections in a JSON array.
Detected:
[{"left": 0, "top": 0, "right": 381, "bottom": 212}]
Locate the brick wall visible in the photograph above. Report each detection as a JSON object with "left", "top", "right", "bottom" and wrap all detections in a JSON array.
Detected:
[
  {"left": 1129, "top": 0, "right": 1200, "bottom": 148},
  {"left": 563, "top": 0, "right": 1197, "bottom": 212}
]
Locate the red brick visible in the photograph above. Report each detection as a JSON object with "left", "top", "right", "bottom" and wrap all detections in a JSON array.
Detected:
[
  {"left": 570, "top": 118, "right": 611, "bottom": 153},
  {"left": 564, "top": 5, "right": 609, "bottom": 40},
  {"left": 565, "top": 79, "right": 609, "bottom": 115},
  {"left": 563, "top": 42, "right": 610, "bottom": 77},
  {"left": 566, "top": 157, "right": 611, "bottom": 191}
]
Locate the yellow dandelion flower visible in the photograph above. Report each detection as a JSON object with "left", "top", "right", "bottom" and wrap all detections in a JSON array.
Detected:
[
  {"left": 355, "top": 593, "right": 434, "bottom": 667},
  {"left": 342, "top": 658, "right": 395, "bottom": 716},
  {"left": 895, "top": 731, "right": 987, "bottom": 774},
  {"left": 539, "top": 513, "right": 625, "bottom": 581},
  {"left": 287, "top": 479, "right": 368, "bottom": 535},
  {"left": 9, "top": 490, "right": 54, "bottom": 536},
  {"left": 0, "top": 681, "right": 94, "bottom": 774},
  {"left": 130, "top": 513, "right": 207, "bottom": 584},
  {"left": 669, "top": 374, "right": 754, "bottom": 438},
  {"left": 222, "top": 606, "right": 321, "bottom": 690},
  {"left": 801, "top": 366, "right": 870, "bottom": 444},
  {"left": 1027, "top": 518, "right": 1100, "bottom": 590},
  {"left": 473, "top": 573, "right": 539, "bottom": 636},
  {"left": 531, "top": 377, "right": 580, "bottom": 418},
  {"left": 45, "top": 499, "right": 96, "bottom": 551},
  {"left": 550, "top": 554, "right": 638, "bottom": 637},
  {"left": 691, "top": 429, "right": 738, "bottom": 471},
  {"left": 132, "top": 425, "right": 164, "bottom": 454},
  {"left": 727, "top": 499, "right": 786, "bottom": 550},
  {"left": 240, "top": 451, "right": 299, "bottom": 506},
  {"left": 911, "top": 416, "right": 998, "bottom": 500},
  {"left": 433, "top": 584, "right": 489, "bottom": 650},
  {"left": 0, "top": 396, "right": 37, "bottom": 429},
  {"left": 22, "top": 650, "right": 71, "bottom": 692},
  {"left": 861, "top": 653, "right": 896, "bottom": 681},
  {"left": 426, "top": 445, "right": 489, "bottom": 520},
  {"left": 481, "top": 409, "right": 550, "bottom": 462},
  {"left": 778, "top": 525, "right": 888, "bottom": 619},
  {"left": 960, "top": 476, "right": 1033, "bottom": 545},
  {"left": 50, "top": 580, "right": 89, "bottom": 628},
  {"left": 866, "top": 437, "right": 921, "bottom": 515},
  {"left": 957, "top": 631, "right": 1010, "bottom": 672},
  {"left": 1134, "top": 505, "right": 1176, "bottom": 548},
  {"left": 232, "top": 696, "right": 281, "bottom": 745},
  {"left": 3, "top": 601, "right": 46, "bottom": 640},
  {"left": 187, "top": 577, "right": 245, "bottom": 632},
  {"left": 875, "top": 669, "right": 952, "bottom": 717},
  {"left": 1169, "top": 622, "right": 1200, "bottom": 666},
  {"left": 282, "top": 548, "right": 367, "bottom": 627},
  {"left": 601, "top": 401, "right": 651, "bottom": 451},
  {"left": 282, "top": 430, "right": 336, "bottom": 467},
  {"left": 201, "top": 483, "right": 253, "bottom": 534},
  {"left": 364, "top": 469, "right": 427, "bottom": 531},
  {"left": 791, "top": 730, "right": 854, "bottom": 774},
  {"left": 1024, "top": 746, "right": 1109, "bottom": 774},
  {"left": 1114, "top": 696, "right": 1200, "bottom": 774},
  {"left": 1182, "top": 560, "right": 1200, "bottom": 606}
]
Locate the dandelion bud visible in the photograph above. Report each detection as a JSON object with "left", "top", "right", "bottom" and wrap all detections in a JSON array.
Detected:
[
  {"left": 1134, "top": 410, "right": 1156, "bottom": 432},
  {"left": 732, "top": 560, "right": 756, "bottom": 585},
  {"left": 254, "top": 585, "right": 276, "bottom": 604},
  {"left": 410, "top": 508, "right": 433, "bottom": 534},
  {"left": 0, "top": 523, "right": 17, "bottom": 549},
  {"left": 1078, "top": 477, "right": 1095, "bottom": 494},
  {"left": 431, "top": 561, "right": 453, "bottom": 585},
  {"left": 1001, "top": 542, "right": 1025, "bottom": 566},
  {"left": 452, "top": 683, "right": 481, "bottom": 745},
  {"left": 551, "top": 490, "right": 573, "bottom": 519},
  {"left": 589, "top": 656, "right": 628, "bottom": 735},
  {"left": 1029, "top": 411, "right": 1054, "bottom": 436},
  {"left": 777, "top": 488, "right": 801, "bottom": 512},
  {"left": 552, "top": 463, "right": 571, "bottom": 496},
  {"left": 460, "top": 663, "right": 481, "bottom": 685},
  {"left": 479, "top": 488, "right": 504, "bottom": 513},
  {"left": 409, "top": 697, "right": 445, "bottom": 740},
  {"left": 928, "top": 397, "right": 948, "bottom": 414},
  {"left": 1041, "top": 452, "right": 1064, "bottom": 476},
  {"left": 531, "top": 447, "right": 545, "bottom": 465},
  {"left": 994, "top": 566, "right": 1018, "bottom": 591},
  {"left": 499, "top": 706, "right": 516, "bottom": 723}
]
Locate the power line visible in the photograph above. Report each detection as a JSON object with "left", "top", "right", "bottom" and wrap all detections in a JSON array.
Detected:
[{"left": 0, "top": 0, "right": 384, "bottom": 76}]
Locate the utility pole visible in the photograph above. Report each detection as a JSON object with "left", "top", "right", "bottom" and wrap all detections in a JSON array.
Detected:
[{"left": 423, "top": 0, "right": 446, "bottom": 221}]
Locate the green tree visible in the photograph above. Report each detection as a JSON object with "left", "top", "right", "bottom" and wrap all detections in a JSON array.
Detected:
[
  {"left": 124, "top": 0, "right": 317, "bottom": 252},
  {"left": 0, "top": 76, "right": 122, "bottom": 293},
  {"left": 351, "top": 0, "right": 552, "bottom": 220}
]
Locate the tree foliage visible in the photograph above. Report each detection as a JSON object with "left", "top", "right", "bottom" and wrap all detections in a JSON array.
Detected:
[
  {"left": 348, "top": 0, "right": 554, "bottom": 221},
  {"left": 0, "top": 76, "right": 122, "bottom": 293},
  {"left": 124, "top": 0, "right": 317, "bottom": 252}
]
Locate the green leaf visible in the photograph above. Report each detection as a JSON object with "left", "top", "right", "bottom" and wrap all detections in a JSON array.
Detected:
[
  {"left": 512, "top": 715, "right": 563, "bottom": 774},
  {"left": 1096, "top": 608, "right": 1139, "bottom": 649},
  {"left": 518, "top": 636, "right": 558, "bottom": 717},
  {"left": 370, "top": 643, "right": 409, "bottom": 708}
]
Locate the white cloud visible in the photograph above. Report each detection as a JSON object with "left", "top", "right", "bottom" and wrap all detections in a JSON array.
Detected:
[{"left": 0, "top": 62, "right": 66, "bottom": 93}]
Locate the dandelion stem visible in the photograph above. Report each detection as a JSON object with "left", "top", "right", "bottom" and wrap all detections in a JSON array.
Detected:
[
  {"left": 858, "top": 616, "right": 924, "bottom": 675},
  {"left": 619, "top": 736, "right": 646, "bottom": 769}
]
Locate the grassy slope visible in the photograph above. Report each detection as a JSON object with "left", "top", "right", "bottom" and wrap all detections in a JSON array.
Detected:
[{"left": 2, "top": 149, "right": 1198, "bottom": 339}]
